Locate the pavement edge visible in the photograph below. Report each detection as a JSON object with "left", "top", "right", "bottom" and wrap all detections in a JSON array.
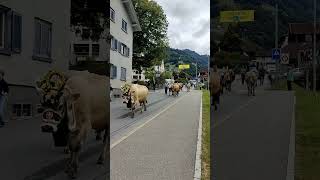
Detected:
[
  {"left": 193, "top": 91, "right": 203, "bottom": 180},
  {"left": 286, "top": 94, "right": 295, "bottom": 180}
]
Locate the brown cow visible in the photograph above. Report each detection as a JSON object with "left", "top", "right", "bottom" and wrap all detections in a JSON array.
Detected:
[
  {"left": 210, "top": 66, "right": 221, "bottom": 110},
  {"left": 171, "top": 83, "right": 180, "bottom": 96}
]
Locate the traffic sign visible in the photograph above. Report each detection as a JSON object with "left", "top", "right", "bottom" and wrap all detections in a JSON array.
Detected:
[
  {"left": 220, "top": 10, "right": 255, "bottom": 23},
  {"left": 280, "top": 53, "right": 289, "bottom": 64},
  {"left": 272, "top": 48, "right": 281, "bottom": 60},
  {"left": 179, "top": 64, "right": 190, "bottom": 70}
]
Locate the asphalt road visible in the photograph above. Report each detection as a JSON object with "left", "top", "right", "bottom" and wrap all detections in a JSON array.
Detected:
[
  {"left": 212, "top": 76, "right": 294, "bottom": 180},
  {"left": 0, "top": 115, "right": 107, "bottom": 180},
  {"left": 110, "top": 89, "right": 201, "bottom": 180}
]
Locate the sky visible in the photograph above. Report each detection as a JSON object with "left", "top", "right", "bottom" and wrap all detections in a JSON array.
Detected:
[{"left": 155, "top": 0, "right": 210, "bottom": 56}]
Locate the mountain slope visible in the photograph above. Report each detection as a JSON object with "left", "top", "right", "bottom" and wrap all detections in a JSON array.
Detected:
[
  {"left": 166, "top": 48, "right": 209, "bottom": 70},
  {"left": 212, "top": 0, "right": 319, "bottom": 50}
]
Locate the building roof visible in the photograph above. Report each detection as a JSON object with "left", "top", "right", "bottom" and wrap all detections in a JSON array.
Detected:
[
  {"left": 289, "top": 23, "right": 320, "bottom": 34},
  {"left": 122, "top": 0, "right": 141, "bottom": 32}
]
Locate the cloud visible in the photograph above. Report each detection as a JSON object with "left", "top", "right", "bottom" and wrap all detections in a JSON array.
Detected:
[{"left": 155, "top": 0, "right": 210, "bottom": 55}]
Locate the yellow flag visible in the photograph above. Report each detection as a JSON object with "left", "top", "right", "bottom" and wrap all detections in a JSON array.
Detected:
[
  {"left": 220, "top": 10, "right": 254, "bottom": 22},
  {"left": 179, "top": 64, "right": 190, "bottom": 70}
]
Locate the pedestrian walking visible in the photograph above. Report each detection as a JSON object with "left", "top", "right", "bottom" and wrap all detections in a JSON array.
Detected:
[
  {"left": 165, "top": 82, "right": 168, "bottom": 95},
  {"left": 287, "top": 67, "right": 294, "bottom": 91},
  {"left": 0, "top": 70, "right": 9, "bottom": 127},
  {"left": 110, "top": 86, "right": 113, "bottom": 102}
]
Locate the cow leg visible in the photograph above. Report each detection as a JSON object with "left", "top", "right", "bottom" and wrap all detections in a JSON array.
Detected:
[
  {"left": 144, "top": 101, "right": 147, "bottom": 111},
  {"left": 97, "top": 129, "right": 107, "bottom": 164},
  {"left": 65, "top": 131, "right": 81, "bottom": 179},
  {"left": 96, "top": 130, "right": 102, "bottom": 141},
  {"left": 131, "top": 109, "right": 135, "bottom": 118},
  {"left": 64, "top": 146, "right": 70, "bottom": 154}
]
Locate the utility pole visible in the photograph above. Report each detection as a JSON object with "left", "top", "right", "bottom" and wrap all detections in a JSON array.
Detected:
[
  {"left": 275, "top": 1, "right": 279, "bottom": 80},
  {"left": 313, "top": 0, "right": 317, "bottom": 92}
]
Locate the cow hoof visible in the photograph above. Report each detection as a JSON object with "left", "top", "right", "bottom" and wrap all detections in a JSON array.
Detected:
[
  {"left": 64, "top": 148, "right": 70, "bottom": 154},
  {"left": 97, "top": 157, "right": 104, "bottom": 165},
  {"left": 96, "top": 135, "right": 102, "bottom": 141}
]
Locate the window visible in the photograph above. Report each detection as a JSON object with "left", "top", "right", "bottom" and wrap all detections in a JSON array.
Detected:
[
  {"left": 12, "top": 12, "right": 22, "bottom": 53},
  {"left": 33, "top": 18, "right": 52, "bottom": 60},
  {"left": 119, "top": 43, "right": 130, "bottom": 57},
  {"left": 121, "top": 67, "right": 126, "bottom": 81},
  {"left": 0, "top": 6, "right": 22, "bottom": 55},
  {"left": 306, "top": 35, "right": 312, "bottom": 42},
  {"left": 92, "top": 44, "right": 99, "bottom": 56},
  {"left": 110, "top": 7, "right": 115, "bottom": 22},
  {"left": 122, "top": 19, "right": 127, "bottom": 33},
  {"left": 0, "top": 12, "right": 4, "bottom": 49},
  {"left": 111, "top": 37, "right": 118, "bottom": 51},
  {"left": 12, "top": 104, "right": 32, "bottom": 117},
  {"left": 73, "top": 44, "right": 89, "bottom": 56},
  {"left": 110, "top": 64, "right": 117, "bottom": 79}
]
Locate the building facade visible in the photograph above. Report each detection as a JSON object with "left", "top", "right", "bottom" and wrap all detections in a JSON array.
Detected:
[
  {"left": 154, "top": 60, "right": 165, "bottom": 73},
  {"left": 281, "top": 23, "right": 320, "bottom": 68},
  {"left": 0, "top": 0, "right": 70, "bottom": 120},
  {"left": 110, "top": 0, "right": 141, "bottom": 91},
  {"left": 132, "top": 69, "right": 146, "bottom": 82}
]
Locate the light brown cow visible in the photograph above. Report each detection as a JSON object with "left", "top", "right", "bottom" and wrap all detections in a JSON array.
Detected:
[
  {"left": 37, "top": 71, "right": 109, "bottom": 179},
  {"left": 171, "top": 83, "right": 180, "bottom": 96},
  {"left": 122, "top": 84, "right": 149, "bottom": 118}
]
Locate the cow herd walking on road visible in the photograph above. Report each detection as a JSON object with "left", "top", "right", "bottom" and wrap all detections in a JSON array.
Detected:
[{"left": 210, "top": 65, "right": 269, "bottom": 111}]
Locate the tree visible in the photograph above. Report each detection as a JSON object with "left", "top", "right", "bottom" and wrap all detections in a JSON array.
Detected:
[
  {"left": 219, "top": 24, "right": 242, "bottom": 52},
  {"left": 71, "top": 0, "right": 109, "bottom": 41},
  {"left": 132, "top": 0, "right": 169, "bottom": 71},
  {"left": 160, "top": 71, "right": 172, "bottom": 79}
]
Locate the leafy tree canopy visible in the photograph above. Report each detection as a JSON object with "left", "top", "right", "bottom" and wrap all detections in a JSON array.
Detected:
[
  {"left": 132, "top": 0, "right": 169, "bottom": 71},
  {"left": 71, "top": 0, "right": 109, "bottom": 41}
]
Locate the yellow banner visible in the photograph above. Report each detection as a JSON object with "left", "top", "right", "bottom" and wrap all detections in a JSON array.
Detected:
[
  {"left": 179, "top": 64, "right": 190, "bottom": 70},
  {"left": 220, "top": 10, "right": 255, "bottom": 22}
]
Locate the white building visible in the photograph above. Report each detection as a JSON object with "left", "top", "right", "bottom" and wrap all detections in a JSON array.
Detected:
[
  {"left": 110, "top": 0, "right": 141, "bottom": 91},
  {"left": 70, "top": 27, "right": 109, "bottom": 64},
  {"left": 154, "top": 60, "right": 165, "bottom": 73},
  {"left": 0, "top": 0, "right": 70, "bottom": 119},
  {"left": 132, "top": 69, "right": 146, "bottom": 82}
]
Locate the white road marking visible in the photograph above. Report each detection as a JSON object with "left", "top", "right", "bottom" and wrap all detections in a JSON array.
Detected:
[
  {"left": 213, "top": 97, "right": 257, "bottom": 128},
  {"left": 111, "top": 93, "right": 187, "bottom": 149},
  {"left": 193, "top": 92, "right": 203, "bottom": 180}
]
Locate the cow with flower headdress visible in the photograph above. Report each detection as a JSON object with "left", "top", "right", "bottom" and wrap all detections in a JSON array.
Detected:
[
  {"left": 121, "top": 83, "right": 149, "bottom": 118},
  {"left": 36, "top": 70, "right": 108, "bottom": 178}
]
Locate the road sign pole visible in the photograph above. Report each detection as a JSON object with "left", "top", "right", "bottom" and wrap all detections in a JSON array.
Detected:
[{"left": 313, "top": 0, "right": 317, "bottom": 92}]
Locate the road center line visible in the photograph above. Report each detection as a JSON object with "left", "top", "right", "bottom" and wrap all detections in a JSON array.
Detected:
[{"left": 111, "top": 92, "right": 188, "bottom": 149}]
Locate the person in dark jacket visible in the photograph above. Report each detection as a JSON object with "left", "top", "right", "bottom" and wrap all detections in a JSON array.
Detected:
[{"left": 0, "top": 70, "right": 9, "bottom": 127}]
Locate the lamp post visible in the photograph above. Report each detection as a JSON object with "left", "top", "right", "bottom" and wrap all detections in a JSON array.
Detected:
[{"left": 313, "top": 0, "right": 317, "bottom": 92}]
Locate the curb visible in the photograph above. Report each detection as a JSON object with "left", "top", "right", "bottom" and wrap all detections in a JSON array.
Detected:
[
  {"left": 286, "top": 94, "right": 295, "bottom": 180},
  {"left": 193, "top": 91, "right": 203, "bottom": 180}
]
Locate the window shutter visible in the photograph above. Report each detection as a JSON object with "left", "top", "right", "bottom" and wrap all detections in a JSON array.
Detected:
[
  {"left": 4, "top": 10, "right": 12, "bottom": 52},
  {"left": 118, "top": 41, "right": 121, "bottom": 53},
  {"left": 12, "top": 12, "right": 22, "bottom": 53},
  {"left": 114, "top": 66, "right": 117, "bottom": 78},
  {"left": 48, "top": 24, "right": 52, "bottom": 57},
  {"left": 34, "top": 20, "right": 41, "bottom": 56}
]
